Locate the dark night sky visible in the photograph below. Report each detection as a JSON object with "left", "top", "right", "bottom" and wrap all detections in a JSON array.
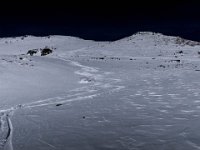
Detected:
[{"left": 0, "top": 1, "right": 200, "bottom": 41}]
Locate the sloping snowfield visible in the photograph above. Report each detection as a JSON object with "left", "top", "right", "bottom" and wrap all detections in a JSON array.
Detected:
[{"left": 1, "top": 32, "right": 200, "bottom": 150}]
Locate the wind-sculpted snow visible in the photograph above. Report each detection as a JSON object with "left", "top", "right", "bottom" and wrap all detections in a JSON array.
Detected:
[{"left": 1, "top": 33, "right": 200, "bottom": 149}]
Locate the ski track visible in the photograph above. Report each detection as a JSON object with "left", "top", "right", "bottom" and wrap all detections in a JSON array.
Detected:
[{"left": 0, "top": 56, "right": 124, "bottom": 150}]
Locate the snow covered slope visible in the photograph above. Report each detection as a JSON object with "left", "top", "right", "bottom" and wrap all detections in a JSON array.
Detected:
[
  {"left": 0, "top": 35, "right": 99, "bottom": 55},
  {"left": 74, "top": 32, "right": 200, "bottom": 57},
  {"left": 1, "top": 32, "right": 200, "bottom": 150}
]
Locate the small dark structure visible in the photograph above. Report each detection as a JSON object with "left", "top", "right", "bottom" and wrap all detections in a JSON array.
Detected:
[
  {"left": 41, "top": 48, "right": 53, "bottom": 56},
  {"left": 27, "top": 47, "right": 53, "bottom": 56}
]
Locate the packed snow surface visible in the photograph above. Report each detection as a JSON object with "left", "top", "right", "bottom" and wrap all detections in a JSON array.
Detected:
[{"left": 1, "top": 32, "right": 200, "bottom": 149}]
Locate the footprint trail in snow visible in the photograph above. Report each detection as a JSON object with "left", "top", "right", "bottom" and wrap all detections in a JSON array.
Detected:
[{"left": 0, "top": 57, "right": 124, "bottom": 150}]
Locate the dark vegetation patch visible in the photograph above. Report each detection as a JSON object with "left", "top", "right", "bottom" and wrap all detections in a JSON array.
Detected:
[
  {"left": 99, "top": 57, "right": 105, "bottom": 60},
  {"left": 90, "top": 56, "right": 106, "bottom": 60},
  {"left": 110, "top": 57, "right": 120, "bottom": 60},
  {"left": 41, "top": 48, "right": 53, "bottom": 56},
  {"left": 177, "top": 50, "right": 183, "bottom": 54},
  {"left": 27, "top": 49, "right": 38, "bottom": 56}
]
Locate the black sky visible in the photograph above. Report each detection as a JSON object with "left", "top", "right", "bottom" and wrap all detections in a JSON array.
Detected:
[{"left": 0, "top": 1, "right": 200, "bottom": 41}]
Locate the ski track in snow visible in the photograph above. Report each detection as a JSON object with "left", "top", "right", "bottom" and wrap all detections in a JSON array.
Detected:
[{"left": 0, "top": 56, "right": 124, "bottom": 150}]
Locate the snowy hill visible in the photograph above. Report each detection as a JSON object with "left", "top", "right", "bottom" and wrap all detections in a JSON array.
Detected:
[
  {"left": 0, "top": 35, "right": 98, "bottom": 55},
  {"left": 0, "top": 32, "right": 199, "bottom": 57},
  {"left": 72, "top": 32, "right": 200, "bottom": 58},
  {"left": 1, "top": 33, "right": 200, "bottom": 150}
]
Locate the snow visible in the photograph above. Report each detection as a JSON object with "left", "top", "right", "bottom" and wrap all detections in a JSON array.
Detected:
[{"left": 1, "top": 32, "right": 200, "bottom": 149}]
